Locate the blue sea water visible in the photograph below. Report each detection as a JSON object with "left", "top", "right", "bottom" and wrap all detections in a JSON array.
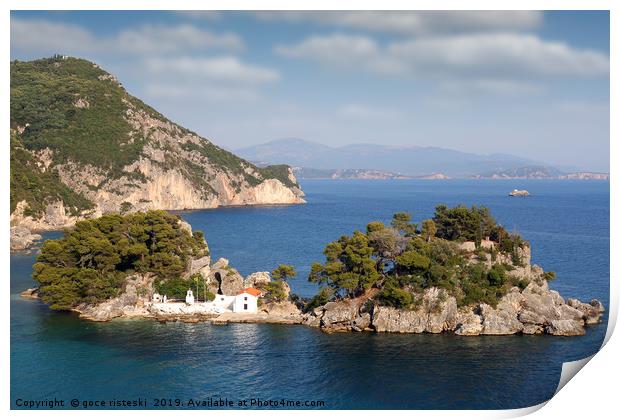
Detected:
[{"left": 10, "top": 180, "right": 610, "bottom": 410}]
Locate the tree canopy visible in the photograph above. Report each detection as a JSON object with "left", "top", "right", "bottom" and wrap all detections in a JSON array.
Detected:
[
  {"left": 307, "top": 206, "right": 530, "bottom": 310},
  {"left": 272, "top": 264, "right": 296, "bottom": 281},
  {"left": 33, "top": 210, "right": 208, "bottom": 310},
  {"left": 433, "top": 204, "right": 497, "bottom": 243}
]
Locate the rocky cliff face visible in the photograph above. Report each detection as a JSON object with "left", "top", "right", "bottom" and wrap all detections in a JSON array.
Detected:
[
  {"left": 303, "top": 281, "right": 604, "bottom": 336},
  {"left": 10, "top": 57, "right": 305, "bottom": 239},
  {"left": 50, "top": 98, "right": 305, "bottom": 216}
]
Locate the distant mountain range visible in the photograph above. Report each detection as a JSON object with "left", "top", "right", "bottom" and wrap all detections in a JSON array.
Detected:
[
  {"left": 471, "top": 166, "right": 609, "bottom": 180},
  {"left": 237, "top": 138, "right": 608, "bottom": 180},
  {"left": 293, "top": 168, "right": 413, "bottom": 180}
]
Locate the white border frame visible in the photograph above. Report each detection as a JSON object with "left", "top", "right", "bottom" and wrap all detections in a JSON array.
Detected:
[{"left": 3, "top": 2, "right": 617, "bottom": 419}]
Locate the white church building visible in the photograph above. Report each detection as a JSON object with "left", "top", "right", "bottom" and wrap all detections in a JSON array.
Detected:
[{"left": 186, "top": 287, "right": 261, "bottom": 313}]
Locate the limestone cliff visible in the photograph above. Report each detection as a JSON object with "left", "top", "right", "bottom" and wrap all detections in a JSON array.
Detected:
[{"left": 10, "top": 56, "right": 304, "bottom": 236}]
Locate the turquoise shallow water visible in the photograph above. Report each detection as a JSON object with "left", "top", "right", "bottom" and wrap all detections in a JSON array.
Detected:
[{"left": 10, "top": 179, "right": 609, "bottom": 409}]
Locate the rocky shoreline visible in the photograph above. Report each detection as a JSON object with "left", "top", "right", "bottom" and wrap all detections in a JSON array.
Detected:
[
  {"left": 21, "top": 277, "right": 604, "bottom": 337},
  {"left": 18, "top": 219, "right": 605, "bottom": 337},
  {"left": 299, "top": 280, "right": 604, "bottom": 336}
]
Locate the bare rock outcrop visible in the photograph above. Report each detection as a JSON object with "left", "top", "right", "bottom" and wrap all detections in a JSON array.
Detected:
[
  {"left": 245, "top": 271, "right": 271, "bottom": 288},
  {"left": 49, "top": 103, "right": 306, "bottom": 216},
  {"left": 320, "top": 298, "right": 369, "bottom": 332},
  {"left": 211, "top": 258, "right": 229, "bottom": 271},
  {"left": 545, "top": 319, "right": 586, "bottom": 336},
  {"left": 455, "top": 309, "right": 483, "bottom": 336},
  {"left": 219, "top": 270, "right": 244, "bottom": 296},
  {"left": 567, "top": 298, "right": 605, "bottom": 324},
  {"left": 307, "top": 280, "right": 604, "bottom": 336},
  {"left": 258, "top": 301, "right": 303, "bottom": 323},
  {"left": 187, "top": 255, "right": 211, "bottom": 276},
  {"left": 480, "top": 289, "right": 524, "bottom": 335},
  {"left": 373, "top": 288, "right": 458, "bottom": 333},
  {"left": 73, "top": 274, "right": 155, "bottom": 321},
  {"left": 372, "top": 306, "right": 427, "bottom": 333},
  {"left": 11, "top": 200, "right": 100, "bottom": 238},
  {"left": 20, "top": 288, "right": 40, "bottom": 300},
  {"left": 10, "top": 226, "right": 42, "bottom": 251}
]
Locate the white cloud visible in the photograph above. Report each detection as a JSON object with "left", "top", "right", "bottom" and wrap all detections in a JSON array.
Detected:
[
  {"left": 144, "top": 56, "right": 279, "bottom": 84},
  {"left": 385, "top": 33, "right": 609, "bottom": 78},
  {"left": 276, "top": 32, "right": 609, "bottom": 80},
  {"left": 438, "top": 79, "right": 545, "bottom": 96},
  {"left": 11, "top": 18, "right": 96, "bottom": 54},
  {"left": 255, "top": 11, "right": 542, "bottom": 35},
  {"left": 275, "top": 34, "right": 378, "bottom": 67},
  {"left": 144, "top": 84, "right": 260, "bottom": 103},
  {"left": 11, "top": 19, "right": 243, "bottom": 55},
  {"left": 174, "top": 11, "right": 222, "bottom": 20},
  {"left": 115, "top": 24, "right": 243, "bottom": 53}
]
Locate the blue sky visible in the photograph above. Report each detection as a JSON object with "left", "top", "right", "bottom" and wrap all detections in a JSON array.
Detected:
[{"left": 11, "top": 11, "right": 610, "bottom": 171}]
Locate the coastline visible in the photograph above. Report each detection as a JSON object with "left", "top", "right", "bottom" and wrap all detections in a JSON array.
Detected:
[{"left": 20, "top": 279, "right": 605, "bottom": 337}]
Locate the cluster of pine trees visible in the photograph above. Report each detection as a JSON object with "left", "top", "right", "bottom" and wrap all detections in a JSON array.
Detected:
[
  {"left": 307, "top": 205, "right": 530, "bottom": 310},
  {"left": 33, "top": 210, "right": 208, "bottom": 310}
]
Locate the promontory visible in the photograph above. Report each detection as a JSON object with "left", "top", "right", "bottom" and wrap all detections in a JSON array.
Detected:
[{"left": 10, "top": 56, "right": 304, "bottom": 249}]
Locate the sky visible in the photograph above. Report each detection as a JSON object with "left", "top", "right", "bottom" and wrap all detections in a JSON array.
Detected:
[{"left": 10, "top": 10, "right": 610, "bottom": 171}]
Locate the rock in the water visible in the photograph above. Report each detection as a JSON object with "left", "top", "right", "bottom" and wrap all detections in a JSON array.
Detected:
[
  {"left": 20, "top": 288, "right": 39, "bottom": 300},
  {"left": 352, "top": 313, "right": 372, "bottom": 331},
  {"left": 545, "top": 319, "right": 586, "bottom": 336},
  {"left": 518, "top": 309, "right": 547, "bottom": 325},
  {"left": 567, "top": 298, "right": 605, "bottom": 324},
  {"left": 10, "top": 226, "right": 42, "bottom": 251},
  {"left": 302, "top": 315, "right": 321, "bottom": 328},
  {"left": 371, "top": 287, "right": 457, "bottom": 333},
  {"left": 522, "top": 324, "right": 544, "bottom": 335},
  {"left": 480, "top": 304, "right": 524, "bottom": 335}
]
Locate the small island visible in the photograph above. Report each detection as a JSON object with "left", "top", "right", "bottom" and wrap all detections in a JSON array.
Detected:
[{"left": 23, "top": 207, "right": 604, "bottom": 336}]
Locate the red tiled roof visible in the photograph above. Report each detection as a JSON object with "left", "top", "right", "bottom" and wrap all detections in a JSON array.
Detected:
[{"left": 237, "top": 287, "right": 262, "bottom": 297}]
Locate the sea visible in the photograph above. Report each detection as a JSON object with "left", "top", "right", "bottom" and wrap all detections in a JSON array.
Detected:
[{"left": 10, "top": 179, "right": 610, "bottom": 410}]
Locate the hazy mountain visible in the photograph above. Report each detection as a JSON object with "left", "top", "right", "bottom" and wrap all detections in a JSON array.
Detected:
[
  {"left": 292, "top": 167, "right": 412, "bottom": 180},
  {"left": 237, "top": 139, "right": 544, "bottom": 178},
  {"left": 471, "top": 166, "right": 566, "bottom": 179}
]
